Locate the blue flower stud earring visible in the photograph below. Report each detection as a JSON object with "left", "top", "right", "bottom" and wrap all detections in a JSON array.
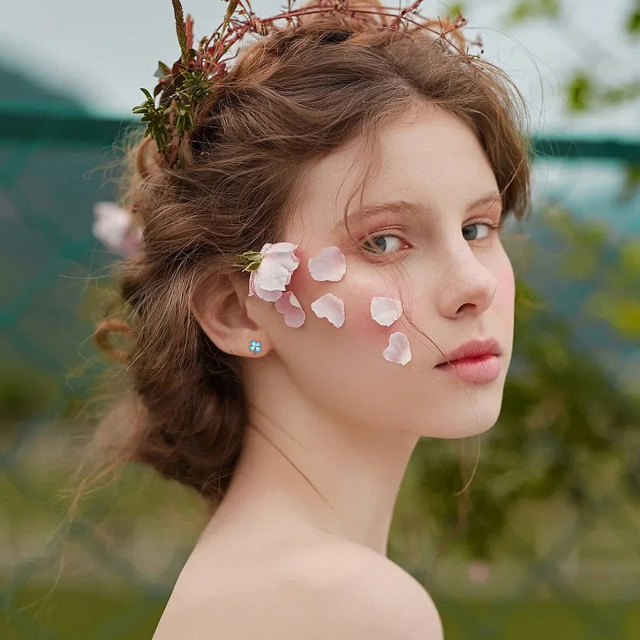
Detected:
[{"left": 249, "top": 339, "right": 262, "bottom": 355}]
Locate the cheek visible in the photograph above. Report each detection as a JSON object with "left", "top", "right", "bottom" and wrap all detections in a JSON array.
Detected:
[{"left": 287, "top": 247, "right": 398, "bottom": 340}]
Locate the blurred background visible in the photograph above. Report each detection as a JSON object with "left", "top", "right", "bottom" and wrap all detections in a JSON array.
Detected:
[{"left": 1, "top": 0, "right": 639, "bottom": 638}]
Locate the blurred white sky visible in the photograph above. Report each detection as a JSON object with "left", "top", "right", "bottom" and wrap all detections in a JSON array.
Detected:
[{"left": 1, "top": 0, "right": 639, "bottom": 135}]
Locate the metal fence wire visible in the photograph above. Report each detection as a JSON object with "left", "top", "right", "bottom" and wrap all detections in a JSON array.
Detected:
[{"left": 1, "top": 106, "right": 640, "bottom": 640}]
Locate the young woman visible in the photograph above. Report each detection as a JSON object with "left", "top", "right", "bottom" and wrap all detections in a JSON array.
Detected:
[{"left": 91, "top": 1, "right": 530, "bottom": 637}]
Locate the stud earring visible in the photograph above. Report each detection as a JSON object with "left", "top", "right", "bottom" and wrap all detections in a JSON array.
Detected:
[{"left": 249, "top": 339, "right": 262, "bottom": 355}]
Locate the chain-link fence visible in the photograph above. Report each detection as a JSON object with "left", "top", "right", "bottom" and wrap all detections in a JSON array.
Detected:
[{"left": 2, "top": 106, "right": 639, "bottom": 639}]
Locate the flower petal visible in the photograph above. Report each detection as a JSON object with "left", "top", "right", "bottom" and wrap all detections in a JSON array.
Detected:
[
  {"left": 383, "top": 332, "right": 411, "bottom": 365},
  {"left": 249, "top": 271, "right": 283, "bottom": 301},
  {"left": 468, "top": 561, "right": 491, "bottom": 585},
  {"left": 249, "top": 241, "right": 300, "bottom": 301},
  {"left": 371, "top": 296, "right": 403, "bottom": 326},
  {"left": 310, "top": 293, "right": 345, "bottom": 328},
  {"left": 275, "top": 291, "right": 306, "bottom": 328},
  {"left": 92, "top": 201, "right": 141, "bottom": 256},
  {"left": 308, "top": 246, "right": 347, "bottom": 282}
]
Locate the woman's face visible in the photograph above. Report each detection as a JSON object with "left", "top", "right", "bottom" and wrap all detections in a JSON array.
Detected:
[{"left": 248, "top": 106, "right": 515, "bottom": 438}]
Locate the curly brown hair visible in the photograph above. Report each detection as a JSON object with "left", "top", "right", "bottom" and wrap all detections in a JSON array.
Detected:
[{"left": 83, "top": 0, "right": 531, "bottom": 517}]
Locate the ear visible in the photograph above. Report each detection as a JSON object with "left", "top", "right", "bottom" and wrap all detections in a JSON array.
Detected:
[{"left": 190, "top": 271, "right": 271, "bottom": 358}]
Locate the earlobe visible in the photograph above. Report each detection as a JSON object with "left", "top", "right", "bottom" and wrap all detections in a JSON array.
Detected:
[{"left": 190, "top": 272, "right": 269, "bottom": 358}]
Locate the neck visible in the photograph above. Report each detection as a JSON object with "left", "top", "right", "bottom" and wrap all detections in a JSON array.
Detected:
[{"left": 209, "top": 356, "right": 419, "bottom": 556}]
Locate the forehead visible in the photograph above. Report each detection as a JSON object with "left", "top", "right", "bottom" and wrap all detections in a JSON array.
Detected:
[{"left": 286, "top": 106, "right": 499, "bottom": 241}]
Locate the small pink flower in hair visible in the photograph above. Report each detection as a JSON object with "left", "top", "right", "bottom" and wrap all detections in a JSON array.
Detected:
[
  {"left": 243, "top": 242, "right": 300, "bottom": 302},
  {"left": 308, "top": 246, "right": 346, "bottom": 281},
  {"left": 92, "top": 201, "right": 142, "bottom": 257}
]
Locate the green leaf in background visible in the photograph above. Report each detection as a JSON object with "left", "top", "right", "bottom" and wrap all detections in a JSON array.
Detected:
[
  {"left": 444, "top": 3, "right": 465, "bottom": 18},
  {"left": 507, "top": 0, "right": 560, "bottom": 24},
  {"left": 620, "top": 165, "right": 640, "bottom": 202},
  {"left": 618, "top": 240, "right": 640, "bottom": 283},
  {"left": 567, "top": 72, "right": 592, "bottom": 112},
  {"left": 628, "top": 0, "right": 640, "bottom": 33},
  {"left": 0, "top": 365, "right": 57, "bottom": 423},
  {"left": 601, "top": 79, "right": 640, "bottom": 107},
  {"left": 586, "top": 236, "right": 640, "bottom": 339}
]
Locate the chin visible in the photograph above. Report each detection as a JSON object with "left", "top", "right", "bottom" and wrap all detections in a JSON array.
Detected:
[{"left": 413, "top": 396, "right": 504, "bottom": 439}]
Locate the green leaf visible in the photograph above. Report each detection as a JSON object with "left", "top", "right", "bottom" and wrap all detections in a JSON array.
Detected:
[
  {"left": 620, "top": 165, "right": 640, "bottom": 202},
  {"left": 567, "top": 72, "right": 592, "bottom": 112},
  {"left": 445, "top": 3, "right": 464, "bottom": 18},
  {"left": 628, "top": 3, "right": 640, "bottom": 33},
  {"left": 507, "top": 0, "right": 560, "bottom": 24}
]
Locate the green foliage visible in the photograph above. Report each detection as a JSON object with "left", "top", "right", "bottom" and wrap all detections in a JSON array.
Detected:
[
  {"left": 506, "top": 0, "right": 560, "bottom": 24},
  {"left": 445, "top": 3, "right": 465, "bottom": 19},
  {"left": 567, "top": 72, "right": 592, "bottom": 112},
  {"left": 621, "top": 165, "right": 640, "bottom": 202},
  {"left": 132, "top": 87, "right": 170, "bottom": 153},
  {"left": 587, "top": 237, "right": 640, "bottom": 339},
  {"left": 628, "top": 1, "right": 640, "bottom": 34},
  {"left": 543, "top": 205, "right": 608, "bottom": 279},
  {"left": 601, "top": 79, "right": 640, "bottom": 107},
  {"left": 496, "top": 0, "right": 640, "bottom": 113},
  {"left": 132, "top": 58, "right": 216, "bottom": 159},
  {"left": 0, "top": 365, "right": 57, "bottom": 423},
  {"left": 566, "top": 73, "right": 640, "bottom": 113}
]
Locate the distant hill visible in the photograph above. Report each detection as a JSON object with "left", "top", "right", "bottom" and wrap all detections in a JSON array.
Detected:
[{"left": 0, "top": 59, "right": 89, "bottom": 110}]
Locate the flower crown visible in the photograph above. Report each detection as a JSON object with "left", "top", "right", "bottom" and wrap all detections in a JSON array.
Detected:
[{"left": 132, "top": 0, "right": 480, "bottom": 170}]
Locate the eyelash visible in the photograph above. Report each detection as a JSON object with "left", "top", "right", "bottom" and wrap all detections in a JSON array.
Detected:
[{"left": 361, "top": 219, "right": 503, "bottom": 255}]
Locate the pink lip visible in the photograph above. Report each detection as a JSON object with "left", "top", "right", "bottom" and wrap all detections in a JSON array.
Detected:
[
  {"left": 436, "top": 337, "right": 501, "bottom": 366},
  {"left": 435, "top": 354, "right": 501, "bottom": 384}
]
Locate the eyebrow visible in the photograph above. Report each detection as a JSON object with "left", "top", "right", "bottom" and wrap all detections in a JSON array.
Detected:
[{"left": 340, "top": 192, "right": 503, "bottom": 227}]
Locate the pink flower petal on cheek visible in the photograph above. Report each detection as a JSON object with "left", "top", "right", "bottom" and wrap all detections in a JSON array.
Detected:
[
  {"left": 383, "top": 332, "right": 412, "bottom": 365},
  {"left": 275, "top": 291, "right": 306, "bottom": 328},
  {"left": 371, "top": 297, "right": 403, "bottom": 327},
  {"left": 310, "top": 293, "right": 345, "bottom": 328},
  {"left": 307, "top": 246, "right": 347, "bottom": 282}
]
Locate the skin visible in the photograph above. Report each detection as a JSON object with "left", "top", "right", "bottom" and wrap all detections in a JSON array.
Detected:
[{"left": 159, "top": 104, "right": 515, "bottom": 638}]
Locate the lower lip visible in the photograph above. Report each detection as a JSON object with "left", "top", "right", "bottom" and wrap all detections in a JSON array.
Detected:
[{"left": 435, "top": 354, "right": 501, "bottom": 384}]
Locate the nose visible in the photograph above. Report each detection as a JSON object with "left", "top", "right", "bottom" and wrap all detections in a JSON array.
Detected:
[{"left": 437, "top": 245, "right": 498, "bottom": 318}]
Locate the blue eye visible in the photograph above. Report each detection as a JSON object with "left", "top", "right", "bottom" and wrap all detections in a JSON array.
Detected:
[
  {"left": 362, "top": 232, "right": 404, "bottom": 255},
  {"left": 462, "top": 222, "right": 498, "bottom": 241}
]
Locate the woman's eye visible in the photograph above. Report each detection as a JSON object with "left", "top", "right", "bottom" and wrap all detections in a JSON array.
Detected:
[
  {"left": 462, "top": 221, "right": 499, "bottom": 241},
  {"left": 362, "top": 232, "right": 405, "bottom": 255}
]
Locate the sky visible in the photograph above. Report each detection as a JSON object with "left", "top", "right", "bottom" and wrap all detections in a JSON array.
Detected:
[{"left": 1, "top": 0, "right": 639, "bottom": 135}]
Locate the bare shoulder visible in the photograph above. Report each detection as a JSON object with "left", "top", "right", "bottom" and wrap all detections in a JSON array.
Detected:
[
  {"left": 152, "top": 533, "right": 443, "bottom": 640},
  {"left": 279, "top": 537, "right": 444, "bottom": 640}
]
